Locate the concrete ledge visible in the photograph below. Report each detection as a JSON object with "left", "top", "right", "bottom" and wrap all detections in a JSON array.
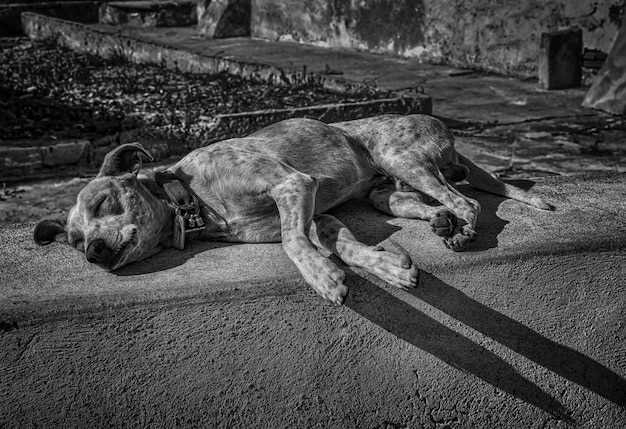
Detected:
[
  {"left": 21, "top": 12, "right": 404, "bottom": 94},
  {"left": 0, "top": 140, "right": 92, "bottom": 181},
  {"left": 1, "top": 173, "right": 625, "bottom": 426}
]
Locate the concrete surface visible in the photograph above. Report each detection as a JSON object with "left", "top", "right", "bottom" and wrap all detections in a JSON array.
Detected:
[
  {"left": 1, "top": 173, "right": 625, "bottom": 427},
  {"left": 250, "top": 0, "right": 624, "bottom": 77},
  {"left": 21, "top": 13, "right": 376, "bottom": 93}
]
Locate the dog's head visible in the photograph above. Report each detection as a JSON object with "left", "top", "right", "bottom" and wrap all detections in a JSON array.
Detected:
[{"left": 34, "top": 143, "right": 172, "bottom": 270}]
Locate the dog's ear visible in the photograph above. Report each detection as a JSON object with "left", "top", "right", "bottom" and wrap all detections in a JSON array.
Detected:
[
  {"left": 34, "top": 218, "right": 68, "bottom": 245},
  {"left": 98, "top": 142, "right": 154, "bottom": 177}
]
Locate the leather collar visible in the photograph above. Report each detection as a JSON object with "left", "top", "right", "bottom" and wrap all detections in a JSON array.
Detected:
[{"left": 154, "top": 170, "right": 224, "bottom": 249}]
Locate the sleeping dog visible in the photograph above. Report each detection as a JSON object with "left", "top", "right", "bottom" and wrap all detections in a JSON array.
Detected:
[{"left": 34, "top": 114, "right": 553, "bottom": 304}]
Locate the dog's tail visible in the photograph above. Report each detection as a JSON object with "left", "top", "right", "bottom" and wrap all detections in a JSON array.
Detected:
[{"left": 456, "top": 153, "right": 555, "bottom": 210}]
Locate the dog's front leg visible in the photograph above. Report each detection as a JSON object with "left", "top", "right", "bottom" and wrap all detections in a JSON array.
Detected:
[
  {"left": 309, "top": 214, "right": 419, "bottom": 290},
  {"left": 270, "top": 174, "right": 348, "bottom": 304}
]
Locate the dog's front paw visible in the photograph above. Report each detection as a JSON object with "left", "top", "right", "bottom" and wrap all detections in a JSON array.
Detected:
[
  {"left": 430, "top": 209, "right": 458, "bottom": 237},
  {"left": 443, "top": 226, "right": 476, "bottom": 251},
  {"left": 302, "top": 257, "right": 348, "bottom": 305},
  {"left": 367, "top": 244, "right": 420, "bottom": 290}
]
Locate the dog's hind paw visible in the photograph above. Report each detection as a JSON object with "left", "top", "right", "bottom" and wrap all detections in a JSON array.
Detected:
[
  {"left": 430, "top": 210, "right": 458, "bottom": 237},
  {"left": 443, "top": 227, "right": 476, "bottom": 252}
]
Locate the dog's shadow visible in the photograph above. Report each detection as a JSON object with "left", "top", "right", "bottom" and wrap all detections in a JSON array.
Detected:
[
  {"left": 343, "top": 270, "right": 626, "bottom": 421},
  {"left": 115, "top": 241, "right": 232, "bottom": 276},
  {"left": 451, "top": 178, "right": 539, "bottom": 252},
  {"left": 336, "top": 180, "right": 534, "bottom": 251}
]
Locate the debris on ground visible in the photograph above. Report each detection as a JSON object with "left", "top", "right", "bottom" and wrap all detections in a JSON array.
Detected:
[{"left": 0, "top": 38, "right": 384, "bottom": 142}]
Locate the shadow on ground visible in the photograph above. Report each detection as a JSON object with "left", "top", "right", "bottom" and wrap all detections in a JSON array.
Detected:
[
  {"left": 345, "top": 269, "right": 626, "bottom": 421},
  {"left": 114, "top": 240, "right": 232, "bottom": 275},
  {"left": 413, "top": 272, "right": 626, "bottom": 408}
]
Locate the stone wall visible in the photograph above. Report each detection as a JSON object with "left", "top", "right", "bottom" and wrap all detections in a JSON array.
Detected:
[{"left": 251, "top": 0, "right": 625, "bottom": 77}]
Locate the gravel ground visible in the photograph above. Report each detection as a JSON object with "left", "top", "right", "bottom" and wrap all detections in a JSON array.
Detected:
[{"left": 0, "top": 38, "right": 382, "bottom": 142}]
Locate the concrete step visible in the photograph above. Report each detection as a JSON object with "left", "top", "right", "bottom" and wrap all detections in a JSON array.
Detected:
[
  {"left": 98, "top": 0, "right": 196, "bottom": 28},
  {"left": 21, "top": 12, "right": 432, "bottom": 97}
]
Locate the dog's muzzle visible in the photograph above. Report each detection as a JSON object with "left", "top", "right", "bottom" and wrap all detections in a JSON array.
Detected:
[{"left": 86, "top": 238, "right": 114, "bottom": 267}]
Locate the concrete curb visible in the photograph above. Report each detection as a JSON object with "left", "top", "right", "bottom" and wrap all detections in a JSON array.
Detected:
[
  {"left": 0, "top": 139, "right": 92, "bottom": 182},
  {"left": 21, "top": 12, "right": 400, "bottom": 95}
]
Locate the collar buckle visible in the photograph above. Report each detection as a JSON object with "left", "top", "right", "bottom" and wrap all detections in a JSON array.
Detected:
[{"left": 155, "top": 170, "right": 206, "bottom": 249}]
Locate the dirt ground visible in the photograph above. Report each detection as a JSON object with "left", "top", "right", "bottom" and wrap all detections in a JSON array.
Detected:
[{"left": 0, "top": 38, "right": 381, "bottom": 142}]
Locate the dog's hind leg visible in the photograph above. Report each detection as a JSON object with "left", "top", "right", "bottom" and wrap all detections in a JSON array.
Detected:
[
  {"left": 270, "top": 173, "right": 348, "bottom": 304},
  {"left": 368, "top": 182, "right": 460, "bottom": 238},
  {"left": 381, "top": 158, "right": 480, "bottom": 250},
  {"left": 309, "top": 214, "right": 418, "bottom": 290}
]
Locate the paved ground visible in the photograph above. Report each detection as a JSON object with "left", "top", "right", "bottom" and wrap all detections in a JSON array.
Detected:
[{"left": 1, "top": 173, "right": 625, "bottom": 427}]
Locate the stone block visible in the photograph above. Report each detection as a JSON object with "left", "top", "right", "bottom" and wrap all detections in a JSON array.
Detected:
[
  {"left": 99, "top": 0, "right": 196, "bottom": 28},
  {"left": 538, "top": 28, "right": 583, "bottom": 90},
  {"left": 197, "top": 0, "right": 250, "bottom": 38}
]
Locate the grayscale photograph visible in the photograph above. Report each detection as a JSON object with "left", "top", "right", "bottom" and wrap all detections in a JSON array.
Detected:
[{"left": 0, "top": 0, "right": 625, "bottom": 427}]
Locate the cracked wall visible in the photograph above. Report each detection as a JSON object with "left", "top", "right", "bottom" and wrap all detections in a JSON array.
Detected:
[{"left": 250, "top": 0, "right": 625, "bottom": 77}]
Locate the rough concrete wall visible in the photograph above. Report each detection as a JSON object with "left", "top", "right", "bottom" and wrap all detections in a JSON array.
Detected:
[{"left": 251, "top": 0, "right": 625, "bottom": 76}]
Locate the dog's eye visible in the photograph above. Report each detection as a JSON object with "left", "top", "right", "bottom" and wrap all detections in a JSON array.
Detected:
[
  {"left": 94, "top": 195, "right": 122, "bottom": 217},
  {"left": 69, "top": 231, "right": 84, "bottom": 251},
  {"left": 74, "top": 239, "right": 84, "bottom": 251}
]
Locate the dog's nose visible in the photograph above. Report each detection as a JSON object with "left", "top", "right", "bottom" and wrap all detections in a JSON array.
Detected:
[{"left": 85, "top": 239, "right": 113, "bottom": 267}]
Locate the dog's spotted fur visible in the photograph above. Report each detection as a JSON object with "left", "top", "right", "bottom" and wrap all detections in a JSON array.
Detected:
[{"left": 34, "top": 114, "right": 552, "bottom": 304}]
